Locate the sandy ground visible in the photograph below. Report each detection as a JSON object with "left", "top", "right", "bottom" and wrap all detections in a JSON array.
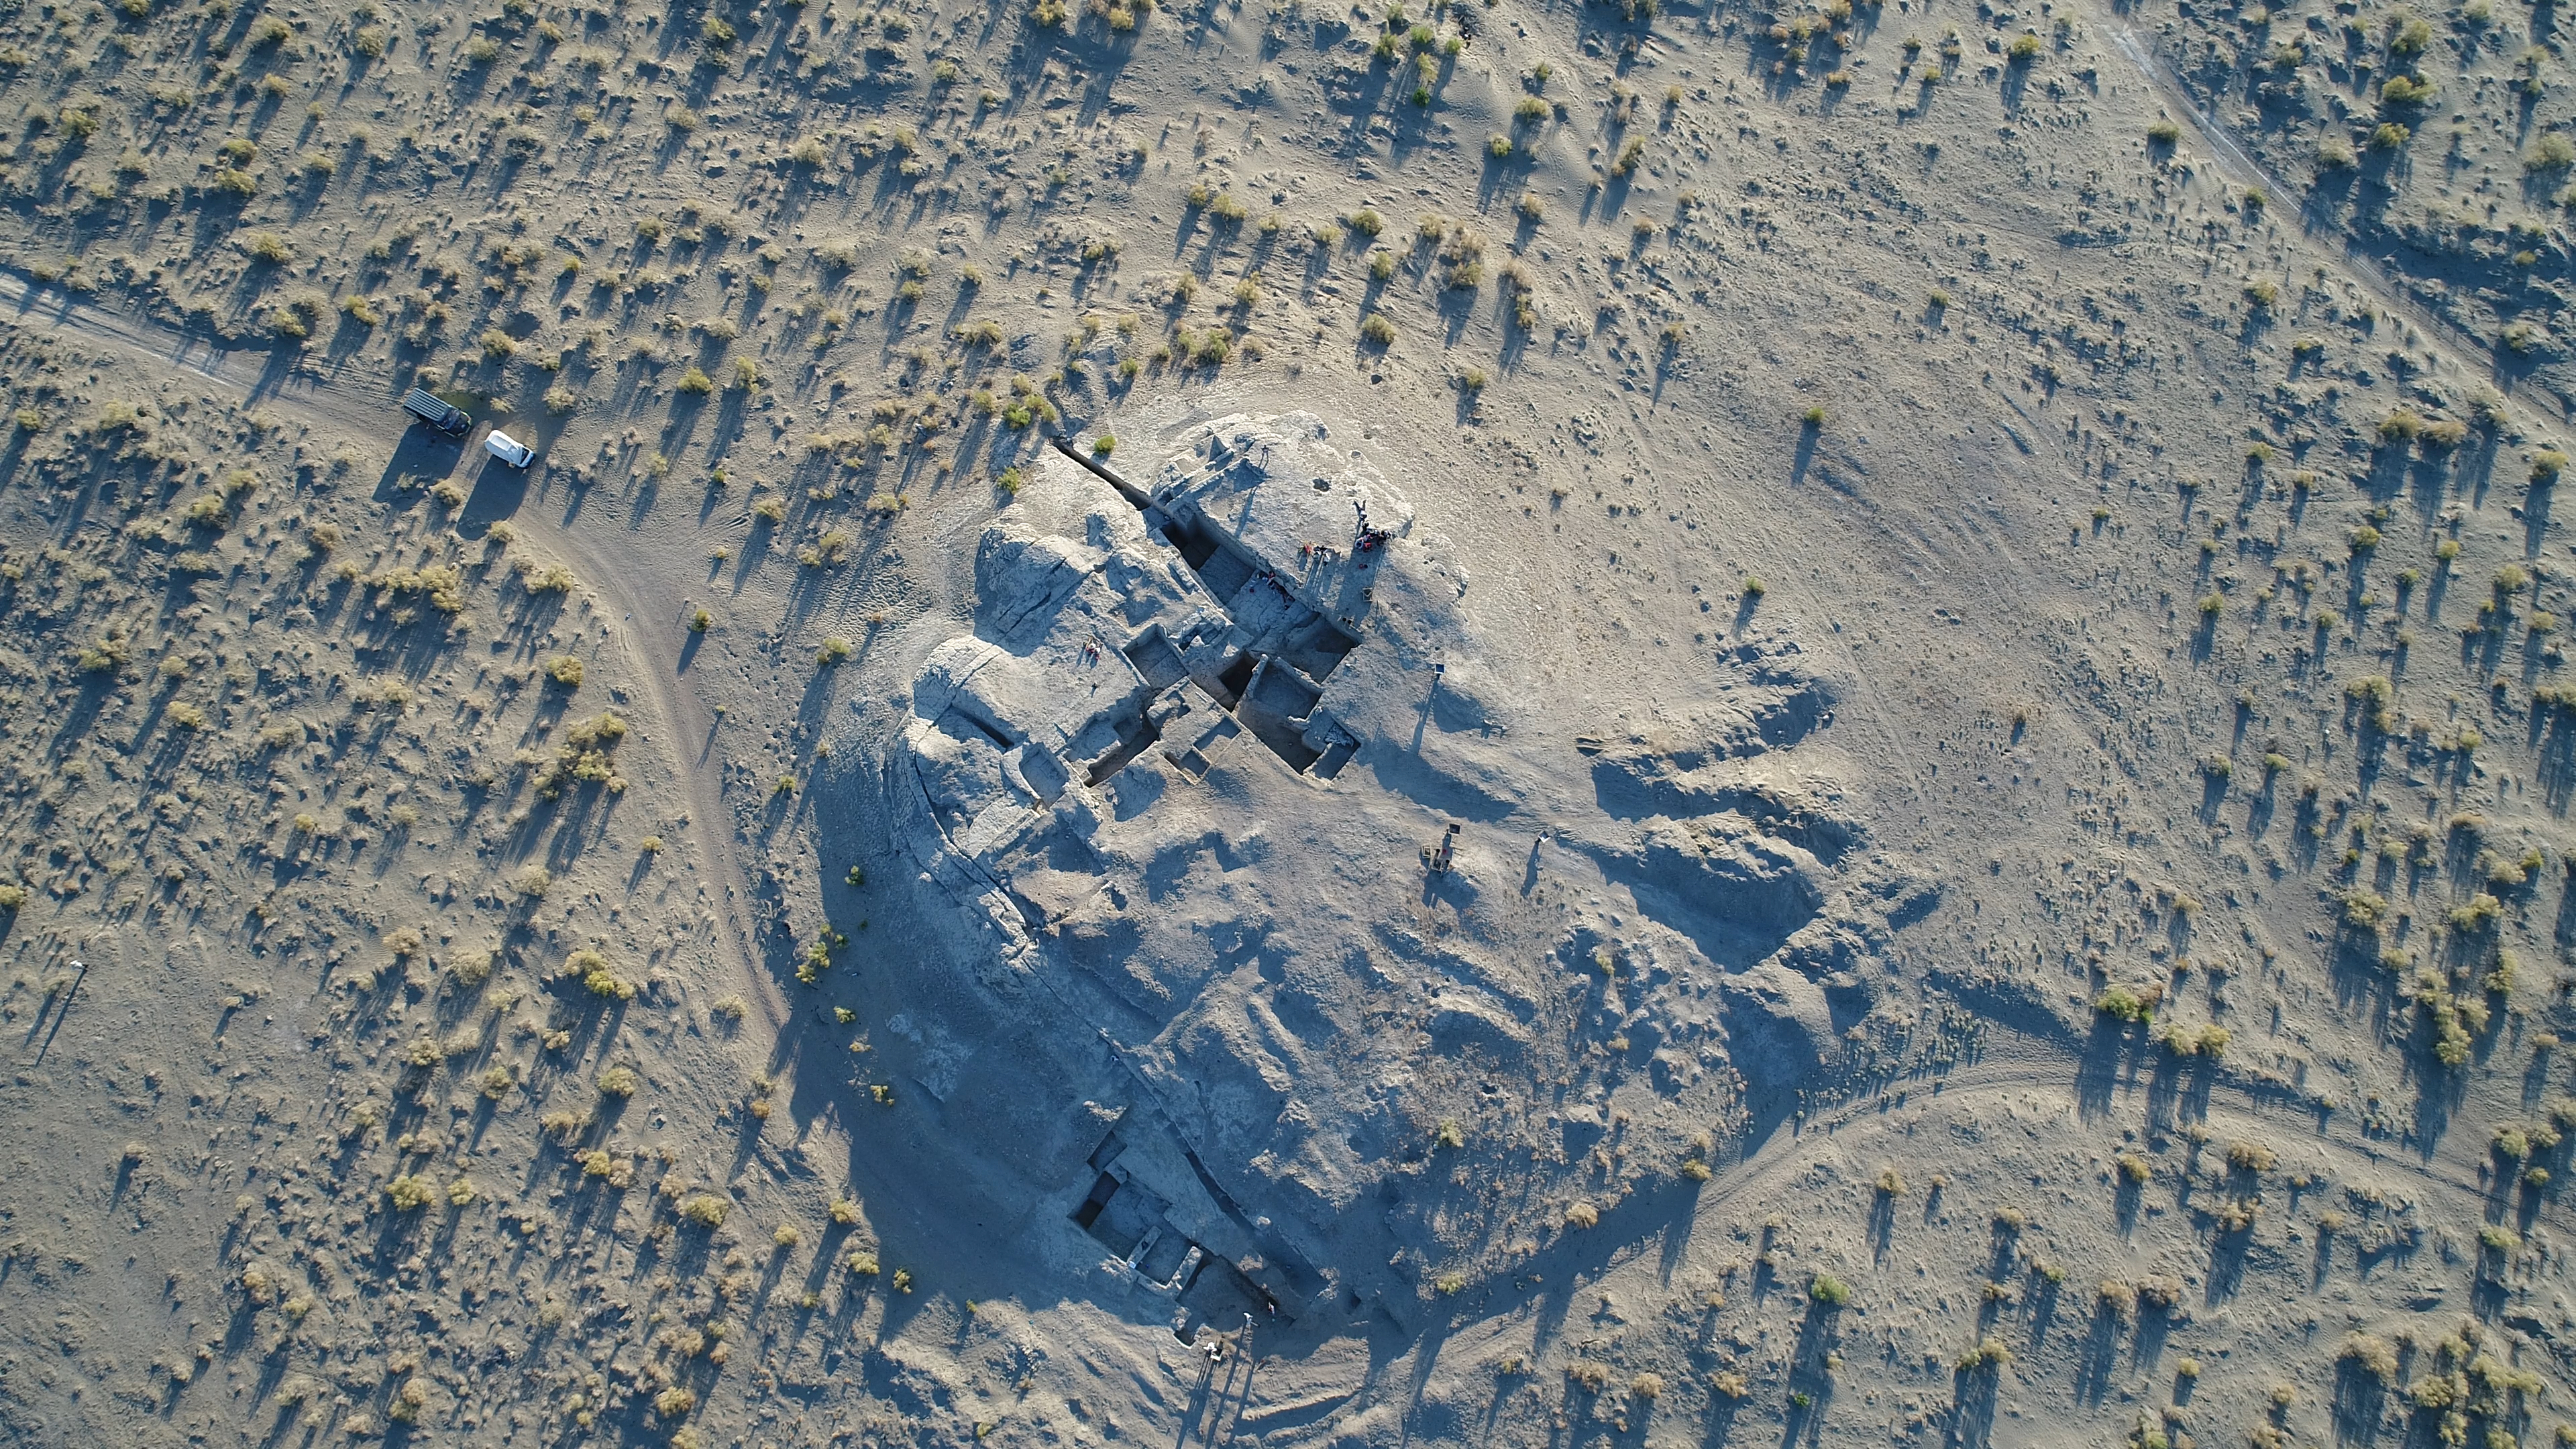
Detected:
[{"left": 0, "top": 0, "right": 2572, "bottom": 1445}]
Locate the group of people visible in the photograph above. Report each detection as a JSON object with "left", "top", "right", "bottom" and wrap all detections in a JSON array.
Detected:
[{"left": 1352, "top": 500, "right": 1391, "bottom": 553}]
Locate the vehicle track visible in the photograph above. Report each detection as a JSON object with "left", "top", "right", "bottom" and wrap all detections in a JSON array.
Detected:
[
  {"left": 0, "top": 270, "right": 784, "bottom": 1034},
  {"left": 7, "top": 272, "right": 2544, "bottom": 1342},
  {"left": 1693, "top": 1042, "right": 2520, "bottom": 1246},
  {"left": 2094, "top": 15, "right": 2569, "bottom": 427}
]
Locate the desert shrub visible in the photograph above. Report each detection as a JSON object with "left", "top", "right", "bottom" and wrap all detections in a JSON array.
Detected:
[
  {"left": 2381, "top": 74, "right": 2436, "bottom": 107},
  {"left": 2449, "top": 893, "right": 2503, "bottom": 932},
  {"left": 2094, "top": 985, "right": 2151, "bottom": 1022},
  {"left": 2522, "top": 134, "right": 2575, "bottom": 172},
  {"left": 1811, "top": 1273, "right": 1852, "bottom": 1306},
  {"left": 2339, "top": 1334, "right": 2399, "bottom": 1382},
  {"left": 2224, "top": 1140, "right": 2277, "bottom": 1173},
  {"left": 1564, "top": 1201, "right": 1599, "bottom": 1229},
  {"left": 1957, "top": 1336, "right": 2013, "bottom": 1371},
  {"left": 580, "top": 956, "right": 633, "bottom": 998}
]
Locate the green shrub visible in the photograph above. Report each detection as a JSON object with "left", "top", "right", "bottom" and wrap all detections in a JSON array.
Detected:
[
  {"left": 2095, "top": 985, "right": 2151, "bottom": 1022},
  {"left": 2380, "top": 74, "right": 2436, "bottom": 107}
]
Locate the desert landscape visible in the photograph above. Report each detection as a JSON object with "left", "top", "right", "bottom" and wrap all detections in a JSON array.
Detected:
[{"left": 0, "top": 0, "right": 2572, "bottom": 1443}]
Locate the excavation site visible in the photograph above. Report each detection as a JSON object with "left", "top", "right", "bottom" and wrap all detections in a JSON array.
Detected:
[{"left": 0, "top": 0, "right": 2573, "bottom": 1444}]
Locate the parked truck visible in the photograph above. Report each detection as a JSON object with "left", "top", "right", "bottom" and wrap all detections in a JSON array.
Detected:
[{"left": 402, "top": 388, "right": 472, "bottom": 435}]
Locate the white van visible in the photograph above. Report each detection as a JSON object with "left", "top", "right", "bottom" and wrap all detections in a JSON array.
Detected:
[{"left": 484, "top": 430, "right": 535, "bottom": 468}]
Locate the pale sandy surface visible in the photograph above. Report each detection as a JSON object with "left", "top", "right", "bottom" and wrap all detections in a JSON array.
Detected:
[{"left": 0, "top": 0, "right": 2572, "bottom": 1445}]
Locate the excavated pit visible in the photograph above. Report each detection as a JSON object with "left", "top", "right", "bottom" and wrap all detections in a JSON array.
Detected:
[{"left": 871, "top": 413, "right": 1908, "bottom": 1343}]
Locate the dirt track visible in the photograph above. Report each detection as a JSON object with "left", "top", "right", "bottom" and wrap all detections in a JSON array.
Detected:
[{"left": 0, "top": 267, "right": 781, "bottom": 1033}]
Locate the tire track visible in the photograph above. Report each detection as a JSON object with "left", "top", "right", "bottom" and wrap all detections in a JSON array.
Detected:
[
  {"left": 1771, "top": 1049, "right": 2496, "bottom": 1204},
  {"left": 0, "top": 270, "right": 782, "bottom": 1033},
  {"left": 2094, "top": 15, "right": 2567, "bottom": 427}
]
